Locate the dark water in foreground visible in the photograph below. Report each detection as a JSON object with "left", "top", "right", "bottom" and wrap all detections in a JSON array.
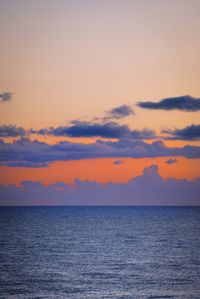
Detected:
[{"left": 0, "top": 207, "right": 200, "bottom": 299}]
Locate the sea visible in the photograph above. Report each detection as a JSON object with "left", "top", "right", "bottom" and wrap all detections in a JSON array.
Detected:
[{"left": 0, "top": 206, "right": 200, "bottom": 299}]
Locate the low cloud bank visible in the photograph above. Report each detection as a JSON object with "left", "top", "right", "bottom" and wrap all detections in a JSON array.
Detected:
[{"left": 1, "top": 165, "right": 199, "bottom": 206}]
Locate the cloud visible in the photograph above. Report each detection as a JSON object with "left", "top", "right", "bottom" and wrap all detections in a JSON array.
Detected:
[
  {"left": 37, "top": 104, "right": 135, "bottom": 139},
  {"left": 131, "top": 128, "right": 155, "bottom": 140},
  {"left": 0, "top": 92, "right": 13, "bottom": 102},
  {"left": 162, "top": 124, "right": 200, "bottom": 141},
  {"left": 113, "top": 159, "right": 124, "bottom": 165},
  {"left": 37, "top": 121, "right": 156, "bottom": 140},
  {"left": 0, "top": 125, "right": 26, "bottom": 137},
  {"left": 137, "top": 95, "right": 200, "bottom": 112},
  {"left": 0, "top": 165, "right": 199, "bottom": 206},
  {"left": 1, "top": 161, "right": 49, "bottom": 168},
  {"left": 0, "top": 137, "right": 56, "bottom": 167},
  {"left": 21, "top": 180, "right": 42, "bottom": 188},
  {"left": 165, "top": 158, "right": 177, "bottom": 164},
  {"left": 40, "top": 121, "right": 131, "bottom": 138},
  {"left": 0, "top": 137, "right": 199, "bottom": 168},
  {"left": 105, "top": 105, "right": 135, "bottom": 120}
]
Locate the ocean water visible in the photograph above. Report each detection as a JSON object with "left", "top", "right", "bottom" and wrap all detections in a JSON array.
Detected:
[{"left": 0, "top": 206, "right": 200, "bottom": 299}]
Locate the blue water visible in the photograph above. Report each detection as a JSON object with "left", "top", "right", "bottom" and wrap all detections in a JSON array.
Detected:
[{"left": 0, "top": 207, "right": 200, "bottom": 299}]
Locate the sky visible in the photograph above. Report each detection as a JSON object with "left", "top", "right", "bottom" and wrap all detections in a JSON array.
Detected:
[{"left": 0, "top": 0, "right": 200, "bottom": 205}]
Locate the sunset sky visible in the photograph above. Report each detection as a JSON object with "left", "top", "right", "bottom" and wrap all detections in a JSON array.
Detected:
[{"left": 0, "top": 0, "right": 200, "bottom": 205}]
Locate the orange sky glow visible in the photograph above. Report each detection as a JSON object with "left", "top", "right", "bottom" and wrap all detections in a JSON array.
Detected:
[
  {"left": 0, "top": 0, "right": 200, "bottom": 195},
  {"left": 1, "top": 157, "right": 199, "bottom": 186}
]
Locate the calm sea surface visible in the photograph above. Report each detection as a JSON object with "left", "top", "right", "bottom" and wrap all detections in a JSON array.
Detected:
[{"left": 0, "top": 206, "right": 200, "bottom": 299}]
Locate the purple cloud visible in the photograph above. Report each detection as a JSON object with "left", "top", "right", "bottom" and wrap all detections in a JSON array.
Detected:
[
  {"left": 165, "top": 159, "right": 177, "bottom": 165},
  {"left": 0, "top": 92, "right": 13, "bottom": 102},
  {"left": 162, "top": 124, "right": 200, "bottom": 141},
  {"left": 105, "top": 105, "right": 135, "bottom": 120},
  {"left": 0, "top": 137, "right": 200, "bottom": 168},
  {"left": 0, "top": 165, "right": 199, "bottom": 206},
  {"left": 37, "top": 121, "right": 155, "bottom": 140},
  {"left": 0, "top": 125, "right": 26, "bottom": 137},
  {"left": 113, "top": 159, "right": 124, "bottom": 165},
  {"left": 137, "top": 95, "right": 200, "bottom": 112}
]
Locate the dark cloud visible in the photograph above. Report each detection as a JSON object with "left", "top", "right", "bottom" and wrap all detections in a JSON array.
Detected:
[
  {"left": 113, "top": 159, "right": 124, "bottom": 165},
  {"left": 137, "top": 95, "right": 200, "bottom": 111},
  {"left": 131, "top": 128, "right": 155, "bottom": 140},
  {"left": 1, "top": 161, "right": 49, "bottom": 168},
  {"left": 0, "top": 165, "right": 199, "bottom": 206},
  {"left": 0, "top": 137, "right": 199, "bottom": 168},
  {"left": 40, "top": 121, "right": 131, "bottom": 139},
  {"left": 0, "top": 92, "right": 13, "bottom": 102},
  {"left": 37, "top": 121, "right": 156, "bottom": 140},
  {"left": 105, "top": 105, "right": 135, "bottom": 120},
  {"left": 0, "top": 125, "right": 26, "bottom": 137},
  {"left": 162, "top": 124, "right": 200, "bottom": 141},
  {"left": 0, "top": 137, "right": 57, "bottom": 167},
  {"left": 165, "top": 158, "right": 177, "bottom": 164}
]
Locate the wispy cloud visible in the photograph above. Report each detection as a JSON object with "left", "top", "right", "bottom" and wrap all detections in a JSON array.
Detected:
[
  {"left": 3, "top": 161, "right": 49, "bottom": 168},
  {"left": 104, "top": 105, "right": 135, "bottom": 120},
  {"left": 137, "top": 95, "right": 200, "bottom": 112},
  {"left": 0, "top": 92, "right": 13, "bottom": 102}
]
